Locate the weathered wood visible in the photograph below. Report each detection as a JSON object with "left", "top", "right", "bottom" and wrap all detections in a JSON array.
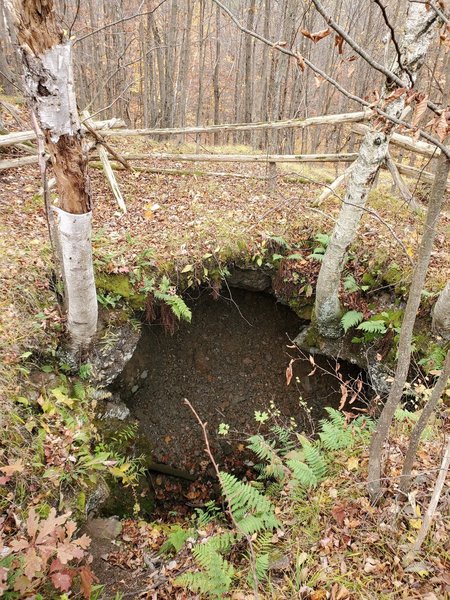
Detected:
[
  {"left": 385, "top": 152, "right": 423, "bottom": 212},
  {"left": 267, "top": 161, "right": 277, "bottom": 193},
  {"left": 352, "top": 123, "right": 439, "bottom": 158},
  {"left": 393, "top": 161, "right": 450, "bottom": 190},
  {"left": 83, "top": 111, "right": 127, "bottom": 213},
  {"left": 0, "top": 155, "right": 38, "bottom": 170},
  {"left": 100, "top": 110, "right": 371, "bottom": 138},
  {"left": 314, "top": 164, "right": 355, "bottom": 205},
  {"left": 89, "top": 160, "right": 269, "bottom": 180},
  {"left": 117, "top": 152, "right": 359, "bottom": 163},
  {"left": 0, "top": 118, "right": 126, "bottom": 148}
]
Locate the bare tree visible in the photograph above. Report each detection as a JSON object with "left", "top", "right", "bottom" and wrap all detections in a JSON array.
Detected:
[{"left": 314, "top": 2, "right": 440, "bottom": 337}]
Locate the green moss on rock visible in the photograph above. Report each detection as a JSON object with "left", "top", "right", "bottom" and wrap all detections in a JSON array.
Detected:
[{"left": 96, "top": 273, "right": 146, "bottom": 309}]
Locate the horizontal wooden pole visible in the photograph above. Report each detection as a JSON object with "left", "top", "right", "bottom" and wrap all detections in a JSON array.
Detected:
[
  {"left": 118, "top": 152, "right": 359, "bottom": 163},
  {"left": 0, "top": 117, "right": 126, "bottom": 148},
  {"left": 101, "top": 110, "right": 371, "bottom": 138},
  {"left": 89, "top": 160, "right": 269, "bottom": 179},
  {"left": 352, "top": 123, "right": 439, "bottom": 158},
  {"left": 0, "top": 155, "right": 38, "bottom": 170}
]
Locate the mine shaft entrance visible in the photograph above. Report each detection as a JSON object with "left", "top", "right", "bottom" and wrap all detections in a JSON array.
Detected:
[{"left": 111, "top": 287, "right": 367, "bottom": 480}]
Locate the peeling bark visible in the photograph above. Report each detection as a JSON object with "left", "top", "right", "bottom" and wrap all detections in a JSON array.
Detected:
[
  {"left": 5, "top": 0, "right": 97, "bottom": 348},
  {"left": 314, "top": 2, "right": 439, "bottom": 337}
]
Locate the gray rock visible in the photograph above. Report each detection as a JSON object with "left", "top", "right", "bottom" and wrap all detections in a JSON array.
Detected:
[
  {"left": 91, "top": 321, "right": 141, "bottom": 387},
  {"left": 226, "top": 267, "right": 271, "bottom": 292},
  {"left": 140, "top": 370, "right": 148, "bottom": 379},
  {"left": 101, "top": 401, "right": 130, "bottom": 421}
]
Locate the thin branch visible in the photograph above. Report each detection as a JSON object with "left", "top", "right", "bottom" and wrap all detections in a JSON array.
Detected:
[
  {"left": 183, "top": 399, "right": 260, "bottom": 598},
  {"left": 311, "top": 0, "right": 440, "bottom": 113},
  {"left": 210, "top": 0, "right": 450, "bottom": 159},
  {"left": 74, "top": 0, "right": 169, "bottom": 44},
  {"left": 372, "top": 0, "right": 414, "bottom": 86}
]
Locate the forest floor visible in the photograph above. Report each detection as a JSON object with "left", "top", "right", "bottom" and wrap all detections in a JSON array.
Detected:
[{"left": 0, "top": 105, "right": 449, "bottom": 599}]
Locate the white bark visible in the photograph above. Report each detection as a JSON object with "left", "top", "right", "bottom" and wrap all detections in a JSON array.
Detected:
[
  {"left": 315, "top": 3, "right": 439, "bottom": 337},
  {"left": 52, "top": 207, "right": 98, "bottom": 348},
  {"left": 432, "top": 282, "right": 450, "bottom": 339},
  {"left": 24, "top": 43, "right": 79, "bottom": 142}
]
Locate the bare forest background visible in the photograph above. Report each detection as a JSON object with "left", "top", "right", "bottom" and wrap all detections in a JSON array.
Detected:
[{"left": 1, "top": 0, "right": 448, "bottom": 155}]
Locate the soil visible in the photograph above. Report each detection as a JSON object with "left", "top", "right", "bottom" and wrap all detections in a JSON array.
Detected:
[{"left": 111, "top": 288, "right": 366, "bottom": 477}]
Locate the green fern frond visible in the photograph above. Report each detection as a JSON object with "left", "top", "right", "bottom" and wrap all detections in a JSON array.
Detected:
[
  {"left": 219, "top": 471, "right": 280, "bottom": 534},
  {"left": 356, "top": 319, "right": 387, "bottom": 334},
  {"left": 286, "top": 458, "right": 318, "bottom": 488},
  {"left": 341, "top": 310, "right": 364, "bottom": 333},
  {"left": 247, "top": 435, "right": 285, "bottom": 481},
  {"left": 72, "top": 381, "right": 86, "bottom": 401},
  {"left": 299, "top": 436, "right": 327, "bottom": 481}
]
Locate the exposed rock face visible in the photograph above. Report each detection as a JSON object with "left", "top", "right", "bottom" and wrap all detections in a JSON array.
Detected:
[
  {"left": 294, "top": 325, "right": 392, "bottom": 397},
  {"left": 91, "top": 321, "right": 141, "bottom": 387},
  {"left": 226, "top": 267, "right": 272, "bottom": 292}
]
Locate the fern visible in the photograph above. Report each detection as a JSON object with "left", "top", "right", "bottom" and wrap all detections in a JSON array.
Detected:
[
  {"left": 341, "top": 310, "right": 364, "bottom": 333},
  {"left": 299, "top": 436, "right": 327, "bottom": 481},
  {"left": 176, "top": 541, "right": 235, "bottom": 598},
  {"left": 319, "top": 408, "right": 373, "bottom": 450},
  {"left": 247, "top": 435, "right": 285, "bottom": 481},
  {"left": 72, "top": 381, "right": 85, "bottom": 401},
  {"left": 286, "top": 457, "right": 318, "bottom": 488},
  {"left": 356, "top": 319, "right": 387, "bottom": 334},
  {"left": 154, "top": 291, "right": 192, "bottom": 322},
  {"left": 219, "top": 471, "right": 280, "bottom": 535}
]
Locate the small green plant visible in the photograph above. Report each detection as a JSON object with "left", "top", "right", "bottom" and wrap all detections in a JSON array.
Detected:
[
  {"left": 141, "top": 275, "right": 192, "bottom": 323},
  {"left": 343, "top": 274, "right": 370, "bottom": 293},
  {"left": 97, "top": 291, "right": 122, "bottom": 308},
  {"left": 309, "top": 232, "right": 330, "bottom": 262}
]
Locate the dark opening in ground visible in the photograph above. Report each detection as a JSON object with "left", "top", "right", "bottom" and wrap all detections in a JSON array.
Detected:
[{"left": 111, "top": 288, "right": 368, "bottom": 483}]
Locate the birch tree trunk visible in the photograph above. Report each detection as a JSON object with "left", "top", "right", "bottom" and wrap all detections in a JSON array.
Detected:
[
  {"left": 432, "top": 282, "right": 450, "bottom": 339},
  {"left": 5, "top": 0, "right": 97, "bottom": 351},
  {"left": 314, "top": 3, "right": 439, "bottom": 338}
]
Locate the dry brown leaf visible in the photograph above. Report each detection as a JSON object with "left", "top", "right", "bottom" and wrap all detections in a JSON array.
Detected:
[{"left": 301, "top": 27, "right": 332, "bottom": 43}]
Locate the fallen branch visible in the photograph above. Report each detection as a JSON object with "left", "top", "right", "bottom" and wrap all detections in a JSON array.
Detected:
[
  {"left": 409, "top": 435, "right": 450, "bottom": 554},
  {"left": 89, "top": 160, "right": 269, "bottom": 180},
  {"left": 385, "top": 152, "right": 423, "bottom": 212},
  {"left": 313, "top": 163, "right": 355, "bottom": 205},
  {"left": 0, "top": 155, "right": 38, "bottom": 170}
]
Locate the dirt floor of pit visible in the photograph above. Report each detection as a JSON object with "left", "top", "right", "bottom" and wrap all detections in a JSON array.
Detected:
[{"left": 111, "top": 288, "right": 367, "bottom": 478}]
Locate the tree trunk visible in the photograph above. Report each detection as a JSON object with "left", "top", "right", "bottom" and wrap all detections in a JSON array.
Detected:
[
  {"left": 213, "top": 4, "right": 221, "bottom": 145},
  {"left": 5, "top": 0, "right": 97, "bottom": 351},
  {"left": 314, "top": 2, "right": 439, "bottom": 338},
  {"left": 432, "top": 282, "right": 450, "bottom": 339},
  {"left": 367, "top": 152, "right": 450, "bottom": 501},
  {"left": 399, "top": 350, "right": 450, "bottom": 495}
]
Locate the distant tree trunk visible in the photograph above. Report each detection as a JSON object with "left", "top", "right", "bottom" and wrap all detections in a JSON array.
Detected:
[
  {"left": 368, "top": 151, "right": 450, "bottom": 501},
  {"left": 243, "top": 0, "right": 256, "bottom": 143},
  {"left": 315, "top": 3, "right": 439, "bottom": 338},
  {"left": 5, "top": 0, "right": 97, "bottom": 351},
  {"left": 213, "top": 4, "right": 221, "bottom": 145},
  {"left": 432, "top": 282, "right": 450, "bottom": 339},
  {"left": 196, "top": 0, "right": 206, "bottom": 146},
  {"left": 176, "top": 0, "right": 193, "bottom": 131}
]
